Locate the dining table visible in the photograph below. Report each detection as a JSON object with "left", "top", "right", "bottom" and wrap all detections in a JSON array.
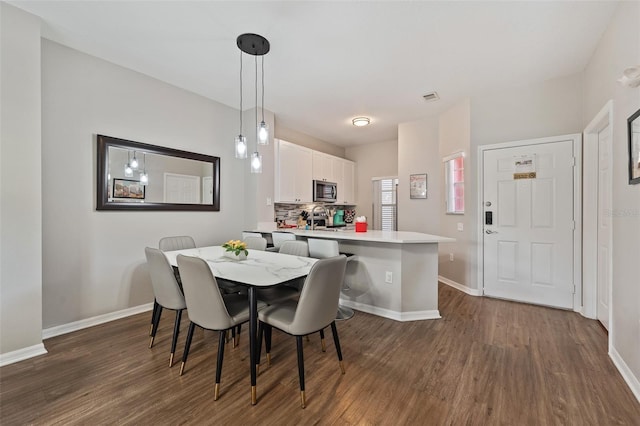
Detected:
[{"left": 163, "top": 245, "right": 317, "bottom": 405}]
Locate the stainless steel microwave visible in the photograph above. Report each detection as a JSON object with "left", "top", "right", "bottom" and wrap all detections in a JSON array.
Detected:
[{"left": 313, "top": 180, "right": 337, "bottom": 203}]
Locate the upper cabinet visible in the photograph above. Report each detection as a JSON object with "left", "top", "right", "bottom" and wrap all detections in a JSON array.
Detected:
[
  {"left": 276, "top": 139, "right": 356, "bottom": 205},
  {"left": 312, "top": 152, "right": 334, "bottom": 182},
  {"left": 275, "top": 139, "right": 313, "bottom": 203}
]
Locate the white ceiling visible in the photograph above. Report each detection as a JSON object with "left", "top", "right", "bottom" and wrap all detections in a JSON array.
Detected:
[{"left": 10, "top": 1, "right": 618, "bottom": 147}]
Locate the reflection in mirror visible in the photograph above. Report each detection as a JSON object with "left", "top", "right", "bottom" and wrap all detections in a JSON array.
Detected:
[{"left": 97, "top": 135, "right": 220, "bottom": 211}]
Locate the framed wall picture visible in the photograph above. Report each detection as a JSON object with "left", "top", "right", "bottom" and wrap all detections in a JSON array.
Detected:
[
  {"left": 410, "top": 173, "right": 427, "bottom": 199},
  {"left": 113, "top": 178, "right": 145, "bottom": 199},
  {"left": 628, "top": 108, "right": 640, "bottom": 185}
]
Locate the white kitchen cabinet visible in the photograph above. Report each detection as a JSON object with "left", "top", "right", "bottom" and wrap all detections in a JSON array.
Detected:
[
  {"left": 275, "top": 139, "right": 313, "bottom": 203},
  {"left": 332, "top": 158, "right": 355, "bottom": 204},
  {"left": 340, "top": 159, "right": 355, "bottom": 204},
  {"left": 312, "top": 151, "right": 334, "bottom": 182}
]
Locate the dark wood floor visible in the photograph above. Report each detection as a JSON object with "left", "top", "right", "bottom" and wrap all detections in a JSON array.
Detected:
[{"left": 2, "top": 284, "right": 639, "bottom": 425}]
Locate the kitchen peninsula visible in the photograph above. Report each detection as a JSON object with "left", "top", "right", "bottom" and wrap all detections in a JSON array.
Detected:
[{"left": 255, "top": 228, "right": 455, "bottom": 321}]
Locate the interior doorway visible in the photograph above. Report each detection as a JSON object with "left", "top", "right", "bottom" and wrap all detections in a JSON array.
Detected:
[{"left": 583, "top": 101, "right": 614, "bottom": 332}]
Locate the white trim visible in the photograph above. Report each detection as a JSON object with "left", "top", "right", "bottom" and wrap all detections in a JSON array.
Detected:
[
  {"left": 42, "top": 303, "right": 154, "bottom": 340},
  {"left": 582, "top": 100, "right": 614, "bottom": 342},
  {"left": 477, "top": 133, "right": 583, "bottom": 310},
  {"left": 0, "top": 343, "right": 47, "bottom": 367},
  {"left": 610, "top": 346, "right": 640, "bottom": 404},
  {"left": 438, "top": 276, "right": 482, "bottom": 296},
  {"left": 340, "top": 299, "right": 441, "bottom": 322},
  {"left": 442, "top": 150, "right": 465, "bottom": 162},
  {"left": 371, "top": 175, "right": 398, "bottom": 181}
]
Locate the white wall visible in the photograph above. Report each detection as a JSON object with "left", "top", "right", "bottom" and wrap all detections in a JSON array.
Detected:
[
  {"left": 438, "top": 99, "right": 471, "bottom": 287},
  {"left": 397, "top": 116, "right": 441, "bottom": 234},
  {"left": 0, "top": 3, "right": 45, "bottom": 357},
  {"left": 345, "top": 139, "right": 398, "bottom": 222},
  {"left": 582, "top": 0, "right": 640, "bottom": 395},
  {"left": 41, "top": 40, "right": 246, "bottom": 328}
]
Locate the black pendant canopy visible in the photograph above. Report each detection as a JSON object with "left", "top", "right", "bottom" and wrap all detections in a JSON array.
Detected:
[{"left": 237, "top": 33, "right": 270, "bottom": 56}]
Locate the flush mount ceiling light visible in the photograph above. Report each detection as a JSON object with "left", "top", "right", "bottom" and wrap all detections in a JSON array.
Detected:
[
  {"left": 235, "top": 33, "right": 270, "bottom": 174},
  {"left": 352, "top": 117, "right": 370, "bottom": 127}
]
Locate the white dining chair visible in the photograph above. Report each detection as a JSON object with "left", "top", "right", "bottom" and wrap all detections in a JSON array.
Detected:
[
  {"left": 145, "top": 247, "right": 188, "bottom": 368},
  {"left": 244, "top": 236, "right": 267, "bottom": 251},
  {"left": 177, "top": 254, "right": 266, "bottom": 400},
  {"left": 242, "top": 231, "right": 262, "bottom": 240},
  {"left": 257, "top": 255, "right": 348, "bottom": 408},
  {"left": 271, "top": 232, "right": 296, "bottom": 250},
  {"left": 307, "top": 238, "right": 355, "bottom": 320}
]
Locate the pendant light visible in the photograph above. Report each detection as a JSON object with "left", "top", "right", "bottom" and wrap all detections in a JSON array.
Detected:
[
  {"left": 139, "top": 153, "right": 148, "bottom": 185},
  {"left": 235, "top": 47, "right": 248, "bottom": 159},
  {"left": 124, "top": 151, "right": 133, "bottom": 177},
  {"left": 236, "top": 33, "right": 270, "bottom": 173},
  {"left": 130, "top": 151, "right": 139, "bottom": 169},
  {"left": 257, "top": 55, "right": 269, "bottom": 145}
]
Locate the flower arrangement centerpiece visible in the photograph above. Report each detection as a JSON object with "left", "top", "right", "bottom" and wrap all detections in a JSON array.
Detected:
[{"left": 222, "top": 240, "right": 248, "bottom": 260}]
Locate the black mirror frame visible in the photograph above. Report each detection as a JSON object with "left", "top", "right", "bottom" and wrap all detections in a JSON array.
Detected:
[
  {"left": 97, "top": 134, "right": 220, "bottom": 211},
  {"left": 628, "top": 108, "right": 640, "bottom": 185}
]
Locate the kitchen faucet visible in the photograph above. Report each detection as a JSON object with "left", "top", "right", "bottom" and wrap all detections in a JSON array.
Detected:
[{"left": 310, "top": 205, "right": 328, "bottom": 230}]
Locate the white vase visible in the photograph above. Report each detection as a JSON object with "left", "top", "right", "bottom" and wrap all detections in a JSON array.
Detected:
[{"left": 224, "top": 250, "right": 247, "bottom": 260}]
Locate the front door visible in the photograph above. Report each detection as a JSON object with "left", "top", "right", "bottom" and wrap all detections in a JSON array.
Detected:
[{"left": 482, "top": 139, "right": 576, "bottom": 309}]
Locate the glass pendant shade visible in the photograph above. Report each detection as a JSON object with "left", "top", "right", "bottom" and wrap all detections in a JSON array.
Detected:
[
  {"left": 130, "top": 152, "right": 139, "bottom": 169},
  {"left": 250, "top": 151, "right": 262, "bottom": 173},
  {"left": 139, "top": 171, "right": 148, "bottom": 185},
  {"left": 124, "top": 163, "right": 133, "bottom": 177},
  {"left": 258, "top": 121, "right": 269, "bottom": 145},
  {"left": 235, "top": 135, "right": 248, "bottom": 159}
]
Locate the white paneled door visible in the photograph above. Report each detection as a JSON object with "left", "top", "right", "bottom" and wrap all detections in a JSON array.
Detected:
[{"left": 482, "top": 140, "right": 576, "bottom": 309}]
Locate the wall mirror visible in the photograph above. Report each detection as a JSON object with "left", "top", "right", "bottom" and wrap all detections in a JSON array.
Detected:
[{"left": 97, "top": 134, "right": 220, "bottom": 211}]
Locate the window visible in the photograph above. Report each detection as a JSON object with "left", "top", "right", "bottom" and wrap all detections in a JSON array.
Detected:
[
  {"left": 444, "top": 152, "right": 464, "bottom": 214},
  {"left": 372, "top": 177, "right": 398, "bottom": 230}
]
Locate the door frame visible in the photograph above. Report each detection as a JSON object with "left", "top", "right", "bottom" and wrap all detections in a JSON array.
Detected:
[
  {"left": 582, "top": 101, "right": 613, "bottom": 335},
  {"left": 476, "top": 134, "right": 583, "bottom": 311}
]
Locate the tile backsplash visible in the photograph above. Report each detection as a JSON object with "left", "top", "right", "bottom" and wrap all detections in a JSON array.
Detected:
[{"left": 274, "top": 203, "right": 356, "bottom": 226}]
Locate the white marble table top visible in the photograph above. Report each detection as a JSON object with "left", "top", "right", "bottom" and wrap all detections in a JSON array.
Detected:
[{"left": 164, "top": 246, "right": 317, "bottom": 287}]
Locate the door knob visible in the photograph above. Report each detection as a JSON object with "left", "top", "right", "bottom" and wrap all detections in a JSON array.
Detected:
[{"left": 485, "top": 229, "right": 498, "bottom": 234}]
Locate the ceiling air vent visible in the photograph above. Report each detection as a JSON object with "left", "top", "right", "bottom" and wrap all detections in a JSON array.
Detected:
[{"left": 422, "top": 92, "right": 439, "bottom": 102}]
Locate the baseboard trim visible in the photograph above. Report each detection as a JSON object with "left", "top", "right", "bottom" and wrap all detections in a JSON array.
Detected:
[
  {"left": 340, "top": 299, "right": 440, "bottom": 322},
  {"left": 610, "top": 345, "right": 640, "bottom": 404},
  {"left": 42, "top": 303, "right": 154, "bottom": 340},
  {"left": 438, "top": 276, "right": 482, "bottom": 296},
  {"left": 0, "top": 343, "right": 48, "bottom": 367}
]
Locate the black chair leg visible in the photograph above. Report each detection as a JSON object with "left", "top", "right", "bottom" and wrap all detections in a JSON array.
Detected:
[
  {"left": 180, "top": 322, "right": 196, "bottom": 376},
  {"left": 230, "top": 326, "right": 236, "bottom": 344},
  {"left": 150, "top": 299, "right": 159, "bottom": 335},
  {"left": 319, "top": 328, "right": 326, "bottom": 352},
  {"left": 169, "top": 309, "right": 183, "bottom": 367},
  {"left": 265, "top": 324, "right": 272, "bottom": 366},
  {"left": 256, "top": 322, "right": 264, "bottom": 373},
  {"left": 235, "top": 324, "right": 242, "bottom": 348},
  {"left": 149, "top": 305, "right": 163, "bottom": 348},
  {"left": 215, "top": 330, "right": 227, "bottom": 401},
  {"left": 296, "top": 335, "right": 306, "bottom": 408},
  {"left": 330, "top": 321, "right": 345, "bottom": 374}
]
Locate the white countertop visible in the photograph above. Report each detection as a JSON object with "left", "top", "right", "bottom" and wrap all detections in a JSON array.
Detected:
[{"left": 256, "top": 228, "right": 455, "bottom": 244}]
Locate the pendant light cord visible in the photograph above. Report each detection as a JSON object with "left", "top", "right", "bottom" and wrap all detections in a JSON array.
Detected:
[
  {"left": 255, "top": 55, "right": 258, "bottom": 143},
  {"left": 239, "top": 49, "right": 243, "bottom": 134},
  {"left": 261, "top": 56, "right": 265, "bottom": 121}
]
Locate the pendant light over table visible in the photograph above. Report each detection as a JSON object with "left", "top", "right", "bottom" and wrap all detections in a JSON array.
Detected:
[{"left": 235, "top": 33, "right": 270, "bottom": 173}]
